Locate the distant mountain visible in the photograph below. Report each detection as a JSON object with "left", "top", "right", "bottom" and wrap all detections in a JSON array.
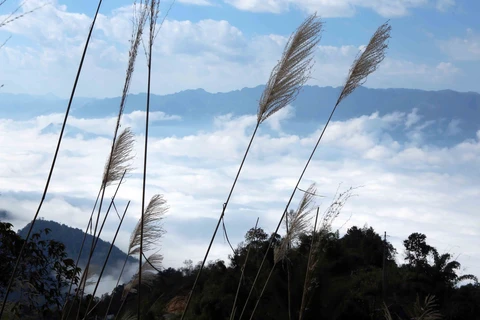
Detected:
[
  {"left": 0, "top": 209, "right": 10, "bottom": 220},
  {"left": 17, "top": 220, "right": 137, "bottom": 273},
  {"left": 2, "top": 85, "right": 479, "bottom": 145},
  {"left": 39, "top": 122, "right": 100, "bottom": 139}
]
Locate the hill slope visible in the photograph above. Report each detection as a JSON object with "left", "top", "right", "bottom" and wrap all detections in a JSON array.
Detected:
[{"left": 17, "top": 219, "right": 137, "bottom": 273}]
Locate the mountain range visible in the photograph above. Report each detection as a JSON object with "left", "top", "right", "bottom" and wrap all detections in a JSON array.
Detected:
[{"left": 2, "top": 85, "right": 479, "bottom": 147}]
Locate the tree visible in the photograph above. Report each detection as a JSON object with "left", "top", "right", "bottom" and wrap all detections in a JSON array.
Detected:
[
  {"left": 0, "top": 222, "right": 81, "bottom": 319},
  {"left": 404, "top": 233, "right": 434, "bottom": 269}
]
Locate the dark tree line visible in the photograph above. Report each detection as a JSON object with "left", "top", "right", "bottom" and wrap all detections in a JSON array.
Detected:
[
  {"left": 1, "top": 221, "right": 479, "bottom": 319},
  {"left": 93, "top": 225, "right": 479, "bottom": 320}
]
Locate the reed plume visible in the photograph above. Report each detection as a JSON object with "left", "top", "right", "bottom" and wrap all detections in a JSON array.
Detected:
[
  {"left": 129, "top": 194, "right": 168, "bottom": 255},
  {"left": 275, "top": 183, "right": 316, "bottom": 264},
  {"left": 336, "top": 22, "right": 391, "bottom": 107},
  {"left": 257, "top": 14, "right": 322, "bottom": 124},
  {"left": 103, "top": 128, "right": 135, "bottom": 187},
  {"left": 0, "top": 1, "right": 46, "bottom": 28},
  {"left": 239, "top": 22, "right": 390, "bottom": 320},
  {"left": 104, "top": 195, "right": 167, "bottom": 318},
  {"left": 181, "top": 13, "right": 322, "bottom": 319}
]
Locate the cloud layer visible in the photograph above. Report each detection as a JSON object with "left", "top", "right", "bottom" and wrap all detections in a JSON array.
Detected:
[{"left": 1, "top": 106, "right": 479, "bottom": 280}]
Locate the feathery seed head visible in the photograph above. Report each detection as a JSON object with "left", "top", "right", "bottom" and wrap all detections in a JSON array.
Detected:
[
  {"left": 257, "top": 13, "right": 322, "bottom": 124},
  {"left": 336, "top": 22, "right": 391, "bottom": 106},
  {"left": 275, "top": 183, "right": 317, "bottom": 263},
  {"left": 102, "top": 127, "right": 135, "bottom": 187},
  {"left": 129, "top": 194, "right": 168, "bottom": 255}
]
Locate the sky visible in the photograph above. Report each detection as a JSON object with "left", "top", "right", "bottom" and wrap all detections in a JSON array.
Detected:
[
  {"left": 0, "top": 0, "right": 479, "bottom": 97},
  {"left": 0, "top": 0, "right": 480, "bottom": 292}
]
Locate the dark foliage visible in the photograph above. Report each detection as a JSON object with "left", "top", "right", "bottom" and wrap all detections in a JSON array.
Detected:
[{"left": 0, "top": 221, "right": 81, "bottom": 319}]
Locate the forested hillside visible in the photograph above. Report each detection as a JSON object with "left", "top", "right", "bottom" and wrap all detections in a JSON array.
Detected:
[
  {"left": 67, "top": 225, "right": 480, "bottom": 320},
  {"left": 17, "top": 220, "right": 137, "bottom": 271}
]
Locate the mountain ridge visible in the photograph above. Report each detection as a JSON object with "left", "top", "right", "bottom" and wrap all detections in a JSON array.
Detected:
[{"left": 17, "top": 219, "right": 137, "bottom": 273}]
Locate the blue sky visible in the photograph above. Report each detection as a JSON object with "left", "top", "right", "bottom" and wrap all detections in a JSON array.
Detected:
[
  {"left": 0, "top": 0, "right": 479, "bottom": 97},
  {"left": 1, "top": 0, "right": 480, "bottom": 292}
]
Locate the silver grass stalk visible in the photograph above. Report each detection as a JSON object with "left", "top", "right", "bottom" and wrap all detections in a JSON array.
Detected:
[
  {"left": 138, "top": 1, "right": 161, "bottom": 318},
  {"left": 129, "top": 194, "right": 167, "bottom": 255},
  {"left": 102, "top": 127, "right": 135, "bottom": 187},
  {"left": 181, "top": 14, "right": 322, "bottom": 319},
  {"left": 257, "top": 13, "right": 322, "bottom": 124},
  {"left": 240, "top": 22, "right": 391, "bottom": 320},
  {"left": 335, "top": 22, "right": 391, "bottom": 106}
]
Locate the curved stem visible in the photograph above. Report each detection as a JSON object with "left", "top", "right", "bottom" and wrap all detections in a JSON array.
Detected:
[
  {"left": 239, "top": 103, "right": 340, "bottom": 320},
  {"left": 181, "top": 123, "right": 260, "bottom": 320},
  {"left": 83, "top": 201, "right": 130, "bottom": 319}
]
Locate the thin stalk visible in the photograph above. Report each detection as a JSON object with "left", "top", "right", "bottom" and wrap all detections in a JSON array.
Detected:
[
  {"left": 181, "top": 123, "right": 260, "bottom": 320},
  {"left": 62, "top": 187, "right": 102, "bottom": 319},
  {"left": 104, "top": 252, "right": 131, "bottom": 319},
  {"left": 65, "top": 171, "right": 126, "bottom": 320},
  {"left": 285, "top": 214, "right": 292, "bottom": 320},
  {"left": 238, "top": 104, "right": 338, "bottom": 320},
  {"left": 248, "top": 265, "right": 276, "bottom": 320},
  {"left": 115, "top": 297, "right": 128, "bottom": 320},
  {"left": 0, "top": 1, "right": 104, "bottom": 317},
  {"left": 138, "top": 1, "right": 158, "bottom": 318},
  {"left": 299, "top": 207, "right": 319, "bottom": 320},
  {"left": 83, "top": 201, "right": 131, "bottom": 319},
  {"left": 229, "top": 217, "right": 260, "bottom": 320},
  {"left": 76, "top": 182, "right": 124, "bottom": 320}
]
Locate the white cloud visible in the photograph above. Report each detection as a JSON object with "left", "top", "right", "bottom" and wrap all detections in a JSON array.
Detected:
[
  {"left": 405, "top": 108, "right": 422, "bottom": 128},
  {"left": 446, "top": 118, "right": 461, "bottom": 136},
  {"left": 439, "top": 29, "right": 480, "bottom": 61},
  {"left": 436, "top": 0, "right": 455, "bottom": 11},
  {"left": 178, "top": 0, "right": 213, "bottom": 5},
  {"left": 224, "top": 0, "right": 447, "bottom": 17},
  {"left": 1, "top": 108, "right": 480, "bottom": 279}
]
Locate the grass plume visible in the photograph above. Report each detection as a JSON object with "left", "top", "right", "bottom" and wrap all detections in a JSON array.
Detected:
[
  {"left": 129, "top": 194, "right": 168, "bottom": 256},
  {"left": 336, "top": 22, "right": 391, "bottom": 106},
  {"left": 257, "top": 13, "right": 322, "bottom": 124},
  {"left": 103, "top": 127, "right": 135, "bottom": 187},
  {"left": 275, "top": 183, "right": 316, "bottom": 264}
]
